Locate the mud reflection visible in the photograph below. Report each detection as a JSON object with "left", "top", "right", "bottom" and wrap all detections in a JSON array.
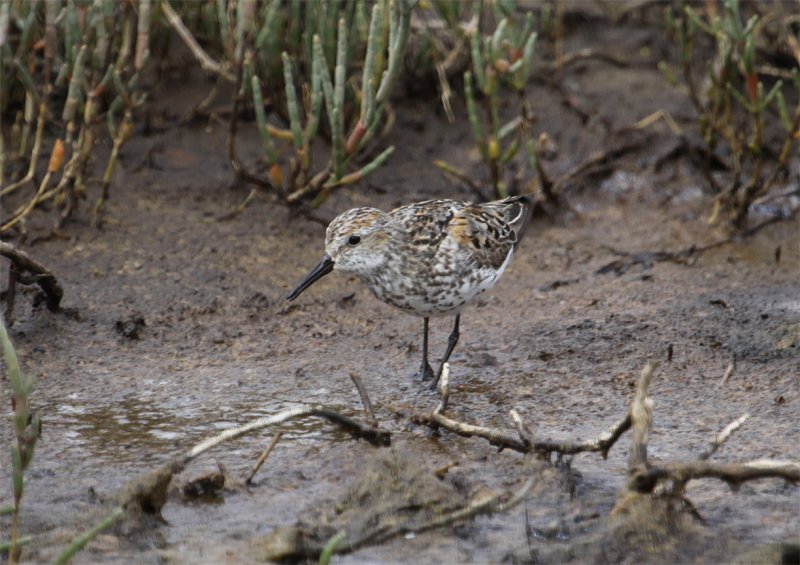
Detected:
[{"left": 46, "top": 397, "right": 341, "bottom": 464}]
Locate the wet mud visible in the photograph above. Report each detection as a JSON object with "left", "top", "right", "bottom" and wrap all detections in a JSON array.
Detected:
[{"left": 2, "top": 9, "right": 799, "bottom": 565}]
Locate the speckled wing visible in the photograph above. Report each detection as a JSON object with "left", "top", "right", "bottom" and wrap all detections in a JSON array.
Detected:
[
  {"left": 445, "top": 196, "right": 531, "bottom": 270},
  {"left": 389, "top": 199, "right": 464, "bottom": 247},
  {"left": 445, "top": 205, "right": 512, "bottom": 270}
]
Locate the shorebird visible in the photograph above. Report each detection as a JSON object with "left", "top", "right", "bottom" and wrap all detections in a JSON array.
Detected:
[{"left": 287, "top": 195, "right": 532, "bottom": 389}]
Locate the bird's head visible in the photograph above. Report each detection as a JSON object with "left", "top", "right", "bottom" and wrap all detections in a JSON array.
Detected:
[{"left": 287, "top": 207, "right": 395, "bottom": 301}]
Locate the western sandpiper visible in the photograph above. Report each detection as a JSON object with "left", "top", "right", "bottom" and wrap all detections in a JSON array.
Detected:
[{"left": 287, "top": 195, "right": 532, "bottom": 389}]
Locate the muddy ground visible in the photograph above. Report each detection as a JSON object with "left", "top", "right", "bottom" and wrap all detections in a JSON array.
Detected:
[{"left": 2, "top": 8, "right": 799, "bottom": 565}]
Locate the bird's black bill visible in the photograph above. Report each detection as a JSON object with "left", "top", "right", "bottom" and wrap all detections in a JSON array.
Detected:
[{"left": 287, "top": 255, "right": 335, "bottom": 301}]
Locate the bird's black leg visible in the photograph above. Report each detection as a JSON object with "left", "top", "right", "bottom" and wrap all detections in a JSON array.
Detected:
[
  {"left": 431, "top": 314, "right": 460, "bottom": 390},
  {"left": 414, "top": 317, "right": 435, "bottom": 382}
]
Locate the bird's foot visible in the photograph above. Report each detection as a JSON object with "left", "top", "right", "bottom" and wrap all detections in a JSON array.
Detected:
[{"left": 414, "top": 361, "right": 435, "bottom": 383}]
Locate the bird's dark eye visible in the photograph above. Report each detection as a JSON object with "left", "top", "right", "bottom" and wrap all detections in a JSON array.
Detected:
[{"left": 348, "top": 235, "right": 361, "bottom": 245}]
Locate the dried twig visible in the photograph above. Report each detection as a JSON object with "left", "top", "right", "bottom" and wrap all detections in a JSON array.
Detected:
[
  {"left": 245, "top": 432, "right": 283, "bottom": 485},
  {"left": 719, "top": 356, "right": 737, "bottom": 386},
  {"left": 510, "top": 409, "right": 534, "bottom": 450},
  {"left": 633, "top": 109, "right": 683, "bottom": 135},
  {"left": 699, "top": 414, "right": 749, "bottom": 461},
  {"left": 349, "top": 373, "right": 377, "bottom": 427}
]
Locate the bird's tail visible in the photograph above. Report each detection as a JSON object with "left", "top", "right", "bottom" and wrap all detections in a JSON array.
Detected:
[{"left": 500, "top": 195, "right": 533, "bottom": 244}]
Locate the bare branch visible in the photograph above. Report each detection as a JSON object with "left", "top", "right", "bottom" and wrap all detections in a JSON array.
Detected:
[
  {"left": 401, "top": 407, "right": 631, "bottom": 457},
  {"left": 629, "top": 460, "right": 800, "bottom": 493}
]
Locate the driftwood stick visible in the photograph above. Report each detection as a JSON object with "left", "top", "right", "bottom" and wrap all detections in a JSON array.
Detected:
[
  {"left": 245, "top": 431, "right": 283, "bottom": 485},
  {"left": 0, "top": 242, "right": 63, "bottom": 312}
]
